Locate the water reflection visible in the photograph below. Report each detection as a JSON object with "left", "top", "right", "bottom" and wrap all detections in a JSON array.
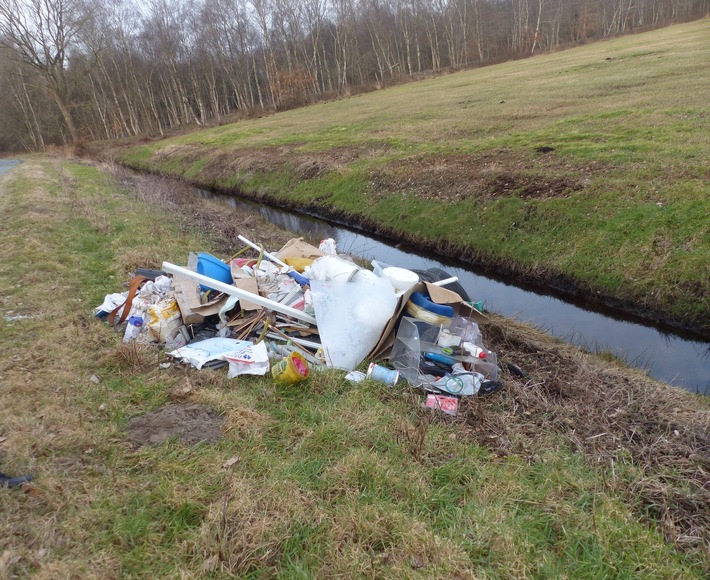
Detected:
[{"left": 210, "top": 191, "right": 709, "bottom": 394}]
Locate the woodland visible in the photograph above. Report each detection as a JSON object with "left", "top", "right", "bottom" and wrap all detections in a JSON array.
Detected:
[{"left": 0, "top": 0, "right": 707, "bottom": 151}]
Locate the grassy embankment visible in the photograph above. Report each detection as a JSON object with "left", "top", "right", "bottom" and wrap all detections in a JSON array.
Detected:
[
  {"left": 1, "top": 158, "right": 709, "bottom": 576},
  {"left": 110, "top": 20, "right": 710, "bottom": 334}
]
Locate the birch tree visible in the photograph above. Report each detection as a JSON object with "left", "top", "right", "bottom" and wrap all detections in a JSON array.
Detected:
[{"left": 0, "top": 0, "right": 93, "bottom": 143}]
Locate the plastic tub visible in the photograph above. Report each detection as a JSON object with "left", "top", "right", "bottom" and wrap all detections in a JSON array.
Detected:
[{"left": 196, "top": 253, "right": 233, "bottom": 290}]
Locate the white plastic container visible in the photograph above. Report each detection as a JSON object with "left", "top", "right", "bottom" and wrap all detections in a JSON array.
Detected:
[{"left": 382, "top": 266, "right": 419, "bottom": 294}]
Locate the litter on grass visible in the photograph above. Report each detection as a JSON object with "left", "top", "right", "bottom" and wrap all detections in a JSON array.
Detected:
[{"left": 96, "top": 235, "right": 502, "bottom": 410}]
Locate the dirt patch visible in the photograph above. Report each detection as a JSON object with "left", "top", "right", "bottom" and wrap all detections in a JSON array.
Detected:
[
  {"left": 464, "top": 315, "right": 710, "bottom": 553},
  {"left": 369, "top": 150, "right": 600, "bottom": 202},
  {"left": 232, "top": 143, "right": 392, "bottom": 180},
  {"left": 126, "top": 403, "right": 224, "bottom": 447}
]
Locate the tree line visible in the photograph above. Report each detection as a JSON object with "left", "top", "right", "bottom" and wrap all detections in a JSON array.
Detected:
[{"left": 0, "top": 0, "right": 706, "bottom": 152}]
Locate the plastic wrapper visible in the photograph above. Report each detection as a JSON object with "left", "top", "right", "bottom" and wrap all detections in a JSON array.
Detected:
[
  {"left": 319, "top": 238, "right": 337, "bottom": 256},
  {"left": 226, "top": 341, "right": 270, "bottom": 377}
]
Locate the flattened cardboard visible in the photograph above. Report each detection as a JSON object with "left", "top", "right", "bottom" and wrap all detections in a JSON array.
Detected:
[
  {"left": 369, "top": 281, "right": 487, "bottom": 361},
  {"left": 423, "top": 282, "right": 487, "bottom": 323},
  {"left": 172, "top": 274, "right": 223, "bottom": 324},
  {"left": 274, "top": 237, "right": 325, "bottom": 262},
  {"left": 230, "top": 263, "right": 262, "bottom": 311},
  {"left": 172, "top": 275, "right": 201, "bottom": 324},
  {"left": 192, "top": 295, "right": 228, "bottom": 316}
]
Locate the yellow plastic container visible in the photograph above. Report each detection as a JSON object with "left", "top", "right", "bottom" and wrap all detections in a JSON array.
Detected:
[
  {"left": 271, "top": 352, "right": 309, "bottom": 384},
  {"left": 283, "top": 257, "right": 313, "bottom": 273}
]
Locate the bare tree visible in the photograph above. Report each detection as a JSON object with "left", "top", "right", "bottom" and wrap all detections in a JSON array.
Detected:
[{"left": 0, "top": 0, "right": 93, "bottom": 143}]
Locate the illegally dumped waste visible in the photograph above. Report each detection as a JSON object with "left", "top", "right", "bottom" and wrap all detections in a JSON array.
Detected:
[{"left": 95, "top": 234, "right": 502, "bottom": 414}]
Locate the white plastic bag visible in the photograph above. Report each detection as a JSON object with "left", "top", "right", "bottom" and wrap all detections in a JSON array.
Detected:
[
  {"left": 304, "top": 255, "right": 360, "bottom": 282},
  {"left": 311, "top": 270, "right": 397, "bottom": 370}
]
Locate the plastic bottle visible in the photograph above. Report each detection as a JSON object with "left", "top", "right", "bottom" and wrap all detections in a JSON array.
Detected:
[
  {"left": 123, "top": 315, "right": 144, "bottom": 342},
  {"left": 473, "top": 350, "right": 498, "bottom": 380},
  {"left": 462, "top": 342, "right": 487, "bottom": 359}
]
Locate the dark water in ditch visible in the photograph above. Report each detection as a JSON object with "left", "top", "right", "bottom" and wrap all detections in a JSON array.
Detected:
[{"left": 198, "top": 190, "right": 709, "bottom": 395}]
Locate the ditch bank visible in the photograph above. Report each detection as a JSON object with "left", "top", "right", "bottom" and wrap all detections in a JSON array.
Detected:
[
  {"left": 111, "top": 144, "right": 709, "bottom": 341},
  {"left": 100, "top": 150, "right": 710, "bottom": 393},
  {"left": 207, "top": 180, "right": 710, "bottom": 340}
]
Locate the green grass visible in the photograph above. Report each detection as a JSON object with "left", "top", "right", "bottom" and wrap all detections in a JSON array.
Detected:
[
  {"left": 1, "top": 158, "right": 708, "bottom": 576},
  {"left": 113, "top": 20, "right": 710, "bottom": 331}
]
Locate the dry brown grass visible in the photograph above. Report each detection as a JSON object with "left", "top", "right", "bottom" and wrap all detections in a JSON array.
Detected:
[
  {"left": 102, "top": 162, "right": 295, "bottom": 257},
  {"left": 466, "top": 315, "right": 710, "bottom": 554},
  {"left": 196, "top": 476, "right": 316, "bottom": 576}
]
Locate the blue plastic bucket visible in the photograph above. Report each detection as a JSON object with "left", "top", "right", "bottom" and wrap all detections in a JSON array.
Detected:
[{"left": 197, "top": 253, "right": 233, "bottom": 290}]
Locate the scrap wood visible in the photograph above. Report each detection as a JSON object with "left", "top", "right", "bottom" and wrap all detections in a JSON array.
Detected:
[
  {"left": 267, "top": 326, "right": 321, "bottom": 348},
  {"left": 236, "top": 314, "right": 268, "bottom": 342},
  {"left": 276, "top": 326, "right": 319, "bottom": 337},
  {"left": 274, "top": 315, "right": 311, "bottom": 329},
  {"left": 225, "top": 309, "right": 271, "bottom": 342}
]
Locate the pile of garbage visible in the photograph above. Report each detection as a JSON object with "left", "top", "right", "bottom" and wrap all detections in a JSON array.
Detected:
[{"left": 95, "top": 235, "right": 502, "bottom": 415}]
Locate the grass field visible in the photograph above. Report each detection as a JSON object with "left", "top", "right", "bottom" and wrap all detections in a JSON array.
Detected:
[
  {"left": 110, "top": 20, "right": 710, "bottom": 334},
  {"left": 1, "top": 158, "right": 708, "bottom": 576}
]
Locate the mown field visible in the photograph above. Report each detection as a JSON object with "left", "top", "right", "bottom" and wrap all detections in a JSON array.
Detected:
[
  {"left": 1, "top": 158, "right": 708, "bottom": 577},
  {"left": 109, "top": 20, "right": 710, "bottom": 334}
]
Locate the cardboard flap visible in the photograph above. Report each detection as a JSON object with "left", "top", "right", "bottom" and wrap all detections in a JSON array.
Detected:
[
  {"left": 457, "top": 302, "right": 487, "bottom": 324},
  {"left": 424, "top": 282, "right": 463, "bottom": 305},
  {"left": 172, "top": 274, "right": 205, "bottom": 324},
  {"left": 424, "top": 282, "right": 487, "bottom": 323},
  {"left": 173, "top": 273, "right": 228, "bottom": 323},
  {"left": 369, "top": 283, "right": 420, "bottom": 361},
  {"left": 230, "top": 263, "right": 262, "bottom": 311},
  {"left": 275, "top": 237, "right": 325, "bottom": 261},
  {"left": 234, "top": 278, "right": 261, "bottom": 311},
  {"left": 192, "top": 294, "right": 229, "bottom": 316}
]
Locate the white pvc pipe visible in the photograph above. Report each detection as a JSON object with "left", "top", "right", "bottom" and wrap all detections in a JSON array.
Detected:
[
  {"left": 237, "top": 235, "right": 288, "bottom": 268},
  {"left": 162, "top": 262, "right": 317, "bottom": 325},
  {"left": 431, "top": 276, "right": 459, "bottom": 287}
]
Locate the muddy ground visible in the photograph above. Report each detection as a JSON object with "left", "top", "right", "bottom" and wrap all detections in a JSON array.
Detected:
[
  {"left": 127, "top": 404, "right": 224, "bottom": 447},
  {"left": 110, "top": 163, "right": 709, "bottom": 559}
]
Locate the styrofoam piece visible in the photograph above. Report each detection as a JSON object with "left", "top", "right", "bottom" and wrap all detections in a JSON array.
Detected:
[{"left": 161, "top": 262, "right": 317, "bottom": 325}]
